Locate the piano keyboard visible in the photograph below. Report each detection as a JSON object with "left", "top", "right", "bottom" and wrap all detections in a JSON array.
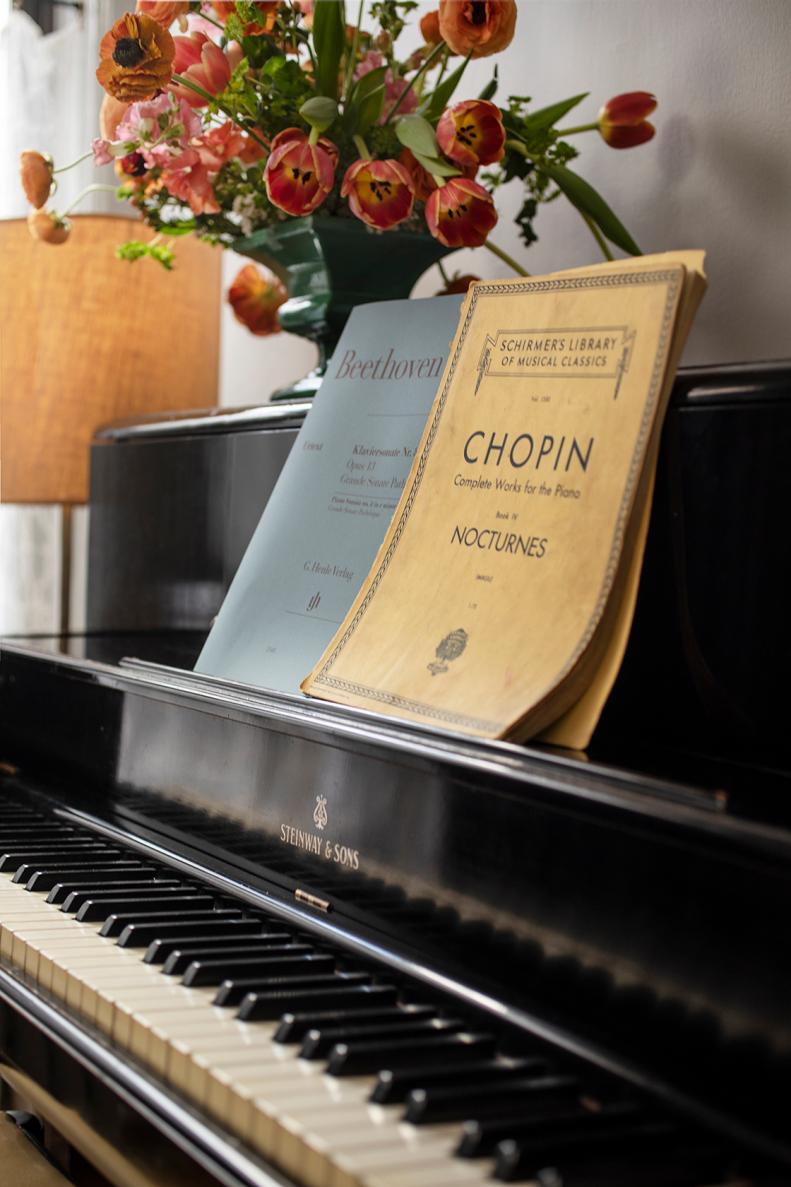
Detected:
[{"left": 0, "top": 796, "right": 766, "bottom": 1187}]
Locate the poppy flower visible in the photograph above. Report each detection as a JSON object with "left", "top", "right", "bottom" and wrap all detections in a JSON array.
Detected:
[
  {"left": 19, "top": 151, "right": 53, "bottom": 209},
  {"left": 342, "top": 158, "right": 415, "bottom": 231},
  {"left": 598, "top": 91, "right": 657, "bottom": 148},
  {"left": 170, "top": 32, "right": 239, "bottom": 107},
  {"left": 96, "top": 12, "right": 175, "bottom": 103},
  {"left": 420, "top": 10, "right": 442, "bottom": 44},
  {"left": 135, "top": 1, "right": 189, "bottom": 28},
  {"left": 227, "top": 264, "right": 286, "bottom": 336},
  {"left": 264, "top": 128, "right": 337, "bottom": 217},
  {"left": 436, "top": 99, "right": 505, "bottom": 170},
  {"left": 437, "top": 0, "right": 516, "bottom": 59},
  {"left": 425, "top": 177, "right": 497, "bottom": 247},
  {"left": 27, "top": 210, "right": 71, "bottom": 244}
]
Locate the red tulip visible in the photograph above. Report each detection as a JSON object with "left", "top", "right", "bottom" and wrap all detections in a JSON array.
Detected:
[
  {"left": 341, "top": 158, "right": 415, "bottom": 231},
  {"left": 170, "top": 32, "right": 238, "bottom": 107},
  {"left": 425, "top": 177, "right": 497, "bottom": 248},
  {"left": 227, "top": 264, "right": 286, "bottom": 336},
  {"left": 598, "top": 91, "right": 657, "bottom": 148},
  {"left": 436, "top": 99, "right": 505, "bottom": 170},
  {"left": 264, "top": 128, "right": 337, "bottom": 216}
]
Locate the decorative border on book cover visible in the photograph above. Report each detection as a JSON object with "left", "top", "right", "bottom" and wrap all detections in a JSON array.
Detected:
[{"left": 312, "top": 269, "right": 681, "bottom": 729}]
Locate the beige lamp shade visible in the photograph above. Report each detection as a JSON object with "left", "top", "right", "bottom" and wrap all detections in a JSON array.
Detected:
[{"left": 0, "top": 214, "right": 221, "bottom": 504}]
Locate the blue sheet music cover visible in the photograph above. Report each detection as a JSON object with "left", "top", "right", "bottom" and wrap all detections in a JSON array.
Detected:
[{"left": 195, "top": 295, "right": 463, "bottom": 693}]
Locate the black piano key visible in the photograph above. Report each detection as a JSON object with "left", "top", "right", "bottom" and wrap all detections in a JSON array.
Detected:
[
  {"left": 79, "top": 894, "right": 215, "bottom": 924},
  {"left": 12, "top": 858, "right": 138, "bottom": 884},
  {"left": 456, "top": 1101, "right": 643, "bottom": 1158},
  {"left": 404, "top": 1074, "right": 580, "bottom": 1125},
  {"left": 116, "top": 911, "right": 247, "bottom": 947},
  {"left": 274, "top": 1003, "right": 435, "bottom": 1044},
  {"left": 0, "top": 847, "right": 117, "bottom": 872},
  {"left": 61, "top": 885, "right": 194, "bottom": 913},
  {"left": 371, "top": 1056, "right": 547, "bottom": 1105},
  {"left": 0, "top": 827, "right": 77, "bottom": 841},
  {"left": 328, "top": 1031, "right": 497, "bottom": 1078},
  {"left": 46, "top": 874, "right": 177, "bottom": 904},
  {"left": 144, "top": 925, "right": 281, "bottom": 964},
  {"left": 237, "top": 980, "right": 397, "bottom": 1022},
  {"left": 181, "top": 950, "right": 329, "bottom": 987},
  {"left": 301, "top": 1016, "right": 463, "bottom": 1060},
  {"left": 160, "top": 938, "right": 300, "bottom": 975},
  {"left": 216, "top": 970, "right": 368, "bottom": 1009}
]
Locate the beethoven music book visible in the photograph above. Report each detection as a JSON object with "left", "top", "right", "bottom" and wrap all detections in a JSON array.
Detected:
[
  {"left": 195, "top": 295, "right": 463, "bottom": 693},
  {"left": 301, "top": 253, "right": 706, "bottom": 744}
]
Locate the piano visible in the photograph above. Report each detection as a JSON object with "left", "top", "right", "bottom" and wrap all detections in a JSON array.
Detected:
[{"left": 0, "top": 360, "right": 789, "bottom": 1187}]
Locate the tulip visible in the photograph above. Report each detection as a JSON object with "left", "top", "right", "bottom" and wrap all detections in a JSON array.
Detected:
[
  {"left": 227, "top": 264, "right": 286, "bottom": 336},
  {"left": 598, "top": 91, "right": 657, "bottom": 148},
  {"left": 96, "top": 12, "right": 175, "bottom": 103},
  {"left": 420, "top": 10, "right": 441, "bottom": 45},
  {"left": 425, "top": 177, "right": 497, "bottom": 248},
  {"left": 342, "top": 159, "right": 415, "bottom": 231},
  {"left": 27, "top": 210, "right": 71, "bottom": 245},
  {"left": 398, "top": 148, "right": 437, "bottom": 202},
  {"left": 19, "top": 151, "right": 54, "bottom": 209},
  {"left": 135, "top": 1, "right": 189, "bottom": 28},
  {"left": 436, "top": 100, "right": 505, "bottom": 170},
  {"left": 170, "top": 32, "right": 237, "bottom": 107},
  {"left": 438, "top": 0, "right": 516, "bottom": 59},
  {"left": 264, "top": 128, "right": 337, "bottom": 217}
]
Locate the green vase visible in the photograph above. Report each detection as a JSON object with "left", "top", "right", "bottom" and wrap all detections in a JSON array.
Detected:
[{"left": 233, "top": 216, "right": 452, "bottom": 401}]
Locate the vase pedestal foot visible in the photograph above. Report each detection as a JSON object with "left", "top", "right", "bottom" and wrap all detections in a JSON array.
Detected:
[{"left": 270, "top": 363, "right": 326, "bottom": 403}]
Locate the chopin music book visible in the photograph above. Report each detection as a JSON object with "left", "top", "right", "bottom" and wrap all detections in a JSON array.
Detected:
[
  {"left": 195, "top": 295, "right": 463, "bottom": 693},
  {"left": 302, "top": 253, "right": 706, "bottom": 746}
]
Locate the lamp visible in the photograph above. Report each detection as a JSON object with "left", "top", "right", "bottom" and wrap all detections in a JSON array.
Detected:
[{"left": 0, "top": 214, "right": 221, "bottom": 631}]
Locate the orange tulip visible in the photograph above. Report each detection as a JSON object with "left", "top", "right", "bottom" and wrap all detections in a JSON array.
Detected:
[
  {"left": 264, "top": 128, "right": 337, "bottom": 217},
  {"left": 227, "top": 264, "right": 286, "bottom": 336},
  {"left": 342, "top": 158, "right": 415, "bottom": 231},
  {"left": 96, "top": 12, "right": 175, "bottom": 103},
  {"left": 19, "top": 151, "right": 53, "bottom": 209},
  {"left": 598, "top": 92, "right": 657, "bottom": 148},
  {"left": 27, "top": 210, "right": 71, "bottom": 245},
  {"left": 420, "top": 10, "right": 441, "bottom": 44},
  {"left": 425, "top": 177, "right": 497, "bottom": 247},
  {"left": 436, "top": 99, "right": 505, "bottom": 169},
  {"left": 437, "top": 1, "right": 516, "bottom": 59}
]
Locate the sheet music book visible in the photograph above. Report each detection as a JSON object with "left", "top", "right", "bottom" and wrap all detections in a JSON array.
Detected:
[
  {"left": 195, "top": 295, "right": 463, "bottom": 693},
  {"left": 302, "top": 253, "right": 706, "bottom": 745}
]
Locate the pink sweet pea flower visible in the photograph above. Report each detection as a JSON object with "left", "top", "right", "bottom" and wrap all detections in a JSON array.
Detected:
[
  {"left": 170, "top": 32, "right": 240, "bottom": 107},
  {"left": 195, "top": 122, "right": 264, "bottom": 171},
  {"left": 92, "top": 138, "right": 115, "bottom": 166}
]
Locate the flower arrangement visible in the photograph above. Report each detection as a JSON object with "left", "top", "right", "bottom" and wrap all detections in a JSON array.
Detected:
[{"left": 21, "top": 0, "right": 657, "bottom": 336}]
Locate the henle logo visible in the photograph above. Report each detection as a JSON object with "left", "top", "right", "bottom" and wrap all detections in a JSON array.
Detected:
[
  {"left": 313, "top": 794, "right": 328, "bottom": 830},
  {"left": 428, "top": 628, "right": 469, "bottom": 676}
]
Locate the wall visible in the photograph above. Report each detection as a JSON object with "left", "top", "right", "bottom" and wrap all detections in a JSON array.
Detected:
[{"left": 219, "top": 0, "right": 791, "bottom": 404}]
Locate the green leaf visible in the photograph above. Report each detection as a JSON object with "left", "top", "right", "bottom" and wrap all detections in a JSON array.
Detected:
[
  {"left": 522, "top": 93, "right": 588, "bottom": 136},
  {"left": 411, "top": 151, "right": 461, "bottom": 178},
  {"left": 344, "top": 66, "right": 387, "bottom": 134},
  {"left": 312, "top": 0, "right": 346, "bottom": 98},
  {"left": 300, "top": 96, "right": 339, "bottom": 132},
  {"left": 395, "top": 113, "right": 440, "bottom": 158},
  {"left": 478, "top": 67, "right": 498, "bottom": 103},
  {"left": 157, "top": 222, "right": 196, "bottom": 237},
  {"left": 423, "top": 55, "right": 470, "bottom": 121},
  {"left": 543, "top": 163, "right": 642, "bottom": 255}
]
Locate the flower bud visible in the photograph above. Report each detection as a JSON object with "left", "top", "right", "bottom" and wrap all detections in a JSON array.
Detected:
[
  {"left": 19, "top": 151, "right": 54, "bottom": 209},
  {"left": 27, "top": 210, "right": 71, "bottom": 245},
  {"left": 598, "top": 91, "right": 657, "bottom": 148}
]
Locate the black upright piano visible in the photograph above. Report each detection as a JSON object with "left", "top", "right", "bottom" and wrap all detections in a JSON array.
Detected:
[{"left": 0, "top": 361, "right": 789, "bottom": 1187}]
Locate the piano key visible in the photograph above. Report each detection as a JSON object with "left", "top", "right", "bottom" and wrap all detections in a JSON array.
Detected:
[
  {"left": 181, "top": 949, "right": 328, "bottom": 986},
  {"left": 300, "top": 1015, "right": 462, "bottom": 1060},
  {"left": 100, "top": 906, "right": 228, "bottom": 937},
  {"left": 116, "top": 911, "right": 247, "bottom": 946},
  {"left": 46, "top": 876, "right": 181, "bottom": 905},
  {"left": 327, "top": 1031, "right": 497, "bottom": 1078},
  {"left": 371, "top": 1056, "right": 548, "bottom": 1105},
  {"left": 61, "top": 885, "right": 195, "bottom": 913},
  {"left": 76, "top": 894, "right": 216, "bottom": 923},
  {"left": 144, "top": 924, "right": 282, "bottom": 963},
  {"left": 237, "top": 981, "right": 399, "bottom": 1021},
  {"left": 456, "top": 1100, "right": 643, "bottom": 1158},
  {"left": 12, "top": 857, "right": 136, "bottom": 883},
  {"left": 274, "top": 1003, "right": 436, "bottom": 1044},
  {"left": 160, "top": 937, "right": 300, "bottom": 975},
  {"left": 494, "top": 1134, "right": 725, "bottom": 1185},
  {"left": 404, "top": 1074, "right": 580, "bottom": 1125},
  {"left": 0, "top": 846, "right": 117, "bottom": 871},
  {"left": 217, "top": 971, "right": 371, "bottom": 1009}
]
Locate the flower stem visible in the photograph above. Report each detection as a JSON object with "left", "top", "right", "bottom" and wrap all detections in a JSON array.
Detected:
[
  {"left": 53, "top": 149, "right": 94, "bottom": 174},
  {"left": 437, "top": 259, "right": 451, "bottom": 283},
  {"left": 483, "top": 239, "right": 530, "bottom": 276},
  {"left": 581, "top": 212, "right": 614, "bottom": 260},
  {"left": 171, "top": 74, "right": 269, "bottom": 150},
  {"left": 383, "top": 40, "right": 446, "bottom": 124},
  {"left": 556, "top": 121, "right": 599, "bottom": 136},
  {"left": 344, "top": 0, "right": 365, "bottom": 104},
  {"left": 352, "top": 134, "right": 371, "bottom": 160},
  {"left": 59, "top": 183, "right": 118, "bottom": 218}
]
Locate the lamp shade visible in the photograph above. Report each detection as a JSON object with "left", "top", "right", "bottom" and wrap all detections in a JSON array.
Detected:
[{"left": 0, "top": 215, "right": 221, "bottom": 504}]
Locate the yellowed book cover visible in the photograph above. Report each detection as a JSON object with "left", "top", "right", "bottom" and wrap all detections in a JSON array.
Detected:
[{"left": 302, "top": 255, "right": 706, "bottom": 740}]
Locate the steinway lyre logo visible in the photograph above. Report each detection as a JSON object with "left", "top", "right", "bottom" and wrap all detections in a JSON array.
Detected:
[{"left": 313, "top": 794, "right": 328, "bottom": 831}]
